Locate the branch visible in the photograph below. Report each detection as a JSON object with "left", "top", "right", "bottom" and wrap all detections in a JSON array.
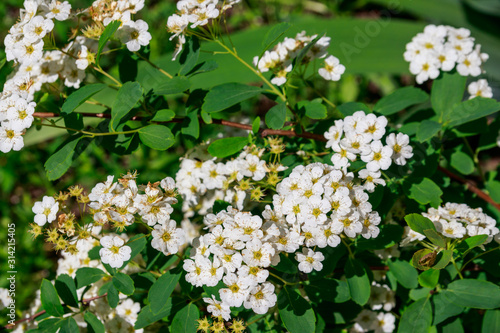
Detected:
[
  {"left": 438, "top": 166, "right": 500, "bottom": 212},
  {"left": 32, "top": 112, "right": 327, "bottom": 141},
  {"left": 2, "top": 293, "right": 108, "bottom": 330}
]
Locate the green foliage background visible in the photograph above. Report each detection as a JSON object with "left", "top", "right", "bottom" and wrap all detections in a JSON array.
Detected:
[{"left": 1, "top": 0, "right": 500, "bottom": 329}]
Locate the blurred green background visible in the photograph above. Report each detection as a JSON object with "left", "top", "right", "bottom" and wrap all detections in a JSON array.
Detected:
[{"left": 1, "top": 0, "right": 500, "bottom": 326}]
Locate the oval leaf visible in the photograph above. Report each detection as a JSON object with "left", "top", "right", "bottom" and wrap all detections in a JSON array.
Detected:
[
  {"left": 265, "top": 102, "right": 287, "bottom": 129},
  {"left": 202, "top": 83, "right": 263, "bottom": 113},
  {"left": 149, "top": 269, "right": 182, "bottom": 314},
  {"left": 61, "top": 84, "right": 106, "bottom": 114},
  {"left": 375, "top": 86, "right": 429, "bottom": 115},
  {"left": 278, "top": 286, "right": 316, "bottom": 333},
  {"left": 110, "top": 81, "right": 143, "bottom": 131},
  {"left": 170, "top": 303, "right": 200, "bottom": 333},
  {"left": 345, "top": 258, "right": 371, "bottom": 305},
  {"left": 208, "top": 136, "right": 249, "bottom": 158},
  {"left": 138, "top": 125, "right": 175, "bottom": 150},
  {"left": 41, "top": 279, "right": 64, "bottom": 317}
]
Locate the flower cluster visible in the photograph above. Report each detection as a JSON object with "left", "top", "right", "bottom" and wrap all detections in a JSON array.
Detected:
[
  {"left": 89, "top": 0, "right": 151, "bottom": 52},
  {"left": 467, "top": 79, "right": 493, "bottom": 99},
  {"left": 324, "top": 111, "right": 413, "bottom": 179},
  {"left": 253, "top": 31, "right": 345, "bottom": 86},
  {"left": 404, "top": 24, "right": 489, "bottom": 84},
  {"left": 401, "top": 202, "right": 500, "bottom": 245},
  {"left": 167, "top": 0, "right": 241, "bottom": 59},
  {"left": 175, "top": 144, "right": 282, "bottom": 218},
  {"left": 30, "top": 172, "right": 186, "bottom": 265},
  {"left": 184, "top": 207, "right": 281, "bottom": 318},
  {"left": 1, "top": 0, "right": 71, "bottom": 153}
]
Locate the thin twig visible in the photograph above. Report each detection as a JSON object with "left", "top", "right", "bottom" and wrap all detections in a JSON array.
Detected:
[
  {"left": 2, "top": 293, "right": 108, "bottom": 330},
  {"left": 438, "top": 166, "right": 500, "bottom": 212}
]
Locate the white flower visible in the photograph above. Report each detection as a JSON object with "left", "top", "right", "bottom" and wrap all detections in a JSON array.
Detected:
[
  {"left": 332, "top": 211, "right": 362, "bottom": 238},
  {"left": 456, "top": 52, "right": 482, "bottom": 77},
  {"left": 203, "top": 295, "right": 231, "bottom": 321},
  {"left": 99, "top": 236, "right": 132, "bottom": 268},
  {"left": 435, "top": 46, "right": 458, "bottom": 71},
  {"left": 116, "top": 299, "right": 141, "bottom": 324},
  {"left": 117, "top": 20, "right": 152, "bottom": 52},
  {"left": 32, "top": 196, "right": 59, "bottom": 226},
  {"left": 468, "top": 79, "right": 493, "bottom": 99},
  {"left": 219, "top": 273, "right": 252, "bottom": 307},
  {"left": 242, "top": 239, "right": 275, "bottom": 267},
  {"left": 358, "top": 169, "right": 386, "bottom": 193},
  {"left": 361, "top": 141, "right": 393, "bottom": 172},
  {"left": 409, "top": 54, "right": 440, "bottom": 84},
  {"left": 0, "top": 288, "right": 13, "bottom": 310},
  {"left": 318, "top": 55, "right": 345, "bottom": 81},
  {"left": 371, "top": 312, "right": 396, "bottom": 333},
  {"left": 43, "top": 1, "right": 72, "bottom": 21},
  {"left": 243, "top": 282, "right": 277, "bottom": 314},
  {"left": 295, "top": 248, "right": 324, "bottom": 273},
  {"left": 151, "top": 220, "right": 186, "bottom": 255},
  {"left": 0, "top": 123, "right": 24, "bottom": 153},
  {"left": 360, "top": 212, "right": 381, "bottom": 239},
  {"left": 238, "top": 265, "right": 269, "bottom": 285},
  {"left": 436, "top": 219, "right": 466, "bottom": 238},
  {"left": 183, "top": 255, "right": 210, "bottom": 287},
  {"left": 239, "top": 154, "right": 267, "bottom": 181},
  {"left": 302, "top": 195, "right": 330, "bottom": 227},
  {"left": 400, "top": 226, "right": 426, "bottom": 246},
  {"left": 23, "top": 16, "right": 54, "bottom": 44},
  {"left": 385, "top": 133, "right": 413, "bottom": 166}
]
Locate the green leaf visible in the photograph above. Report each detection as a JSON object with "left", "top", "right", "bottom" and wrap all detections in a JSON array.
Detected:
[
  {"left": 252, "top": 116, "right": 261, "bottom": 134},
  {"left": 55, "top": 274, "right": 78, "bottom": 308},
  {"left": 431, "top": 249, "right": 453, "bottom": 270},
  {"left": 345, "top": 258, "right": 370, "bottom": 305},
  {"left": 265, "top": 102, "right": 287, "bottom": 129},
  {"left": 181, "top": 110, "right": 200, "bottom": 139},
  {"left": 432, "top": 292, "right": 464, "bottom": 325},
  {"left": 304, "top": 278, "right": 350, "bottom": 304},
  {"left": 298, "top": 100, "right": 327, "bottom": 119},
  {"left": 202, "top": 82, "right": 262, "bottom": 113},
  {"left": 44, "top": 134, "right": 89, "bottom": 181},
  {"left": 337, "top": 102, "right": 371, "bottom": 116},
  {"left": 418, "top": 269, "right": 440, "bottom": 289},
  {"left": 456, "top": 234, "right": 488, "bottom": 255},
  {"left": 441, "top": 279, "right": 500, "bottom": 309},
  {"left": 75, "top": 267, "right": 107, "bottom": 289},
  {"left": 374, "top": 86, "right": 429, "bottom": 115},
  {"left": 450, "top": 150, "right": 475, "bottom": 175},
  {"left": 135, "top": 301, "right": 173, "bottom": 329},
  {"left": 404, "top": 214, "right": 437, "bottom": 235},
  {"left": 154, "top": 76, "right": 191, "bottom": 95},
  {"left": 138, "top": 125, "right": 175, "bottom": 150},
  {"left": 63, "top": 113, "right": 84, "bottom": 134},
  {"left": 36, "top": 318, "right": 63, "bottom": 333},
  {"left": 148, "top": 269, "right": 182, "bottom": 314},
  {"left": 107, "top": 284, "right": 119, "bottom": 308},
  {"left": 431, "top": 72, "right": 466, "bottom": 123},
  {"left": 61, "top": 84, "right": 106, "bottom": 114},
  {"left": 482, "top": 310, "right": 500, "bottom": 333},
  {"left": 486, "top": 180, "right": 500, "bottom": 203},
  {"left": 416, "top": 120, "right": 442, "bottom": 142},
  {"left": 423, "top": 229, "right": 446, "bottom": 248},
  {"left": 207, "top": 136, "right": 248, "bottom": 158},
  {"left": 397, "top": 297, "right": 433, "bottom": 333},
  {"left": 278, "top": 286, "right": 316, "bottom": 333},
  {"left": 213, "top": 200, "right": 231, "bottom": 214},
  {"left": 412, "top": 249, "right": 435, "bottom": 271},
  {"left": 151, "top": 109, "right": 176, "bottom": 122},
  {"left": 59, "top": 317, "right": 79, "bottom": 333},
  {"left": 291, "top": 34, "right": 322, "bottom": 74},
  {"left": 179, "top": 36, "right": 200, "bottom": 76},
  {"left": 84, "top": 312, "right": 105, "bottom": 333},
  {"left": 170, "top": 303, "right": 200, "bottom": 333},
  {"left": 447, "top": 97, "right": 500, "bottom": 127},
  {"left": 96, "top": 20, "right": 121, "bottom": 65},
  {"left": 112, "top": 272, "right": 135, "bottom": 296},
  {"left": 387, "top": 259, "right": 418, "bottom": 289},
  {"left": 41, "top": 279, "right": 64, "bottom": 317},
  {"left": 262, "top": 22, "right": 292, "bottom": 51},
  {"left": 109, "top": 81, "right": 143, "bottom": 131},
  {"left": 406, "top": 177, "right": 443, "bottom": 207},
  {"left": 273, "top": 253, "right": 298, "bottom": 275},
  {"left": 200, "top": 109, "right": 212, "bottom": 123}
]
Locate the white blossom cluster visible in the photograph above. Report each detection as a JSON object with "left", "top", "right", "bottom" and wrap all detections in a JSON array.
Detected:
[
  {"left": 183, "top": 207, "right": 279, "bottom": 320},
  {"left": 183, "top": 159, "right": 387, "bottom": 319},
  {"left": 167, "top": 0, "right": 241, "bottom": 59},
  {"left": 90, "top": 0, "right": 152, "bottom": 52},
  {"left": 175, "top": 146, "right": 274, "bottom": 218},
  {"left": 351, "top": 278, "right": 396, "bottom": 332},
  {"left": 324, "top": 111, "right": 413, "bottom": 180},
  {"left": 467, "top": 79, "right": 493, "bottom": 99},
  {"left": 404, "top": 24, "right": 489, "bottom": 84},
  {"left": 253, "top": 31, "right": 345, "bottom": 86},
  {"left": 1, "top": 0, "right": 71, "bottom": 153},
  {"left": 401, "top": 202, "right": 500, "bottom": 245},
  {"left": 0, "top": 288, "right": 13, "bottom": 311}
]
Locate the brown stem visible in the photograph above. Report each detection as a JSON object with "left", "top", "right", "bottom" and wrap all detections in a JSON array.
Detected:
[
  {"left": 438, "top": 166, "right": 500, "bottom": 212},
  {"left": 2, "top": 293, "right": 108, "bottom": 330},
  {"left": 32, "top": 112, "right": 326, "bottom": 141}
]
